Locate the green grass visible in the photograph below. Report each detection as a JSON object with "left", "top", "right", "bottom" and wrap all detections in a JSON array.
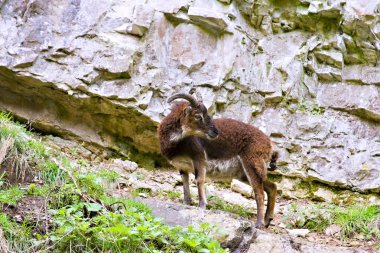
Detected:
[
  {"left": 0, "top": 112, "right": 49, "bottom": 184},
  {"left": 0, "top": 186, "right": 25, "bottom": 205},
  {"left": 282, "top": 203, "right": 380, "bottom": 240},
  {"left": 334, "top": 205, "right": 380, "bottom": 240},
  {"left": 0, "top": 113, "right": 227, "bottom": 253},
  {"left": 0, "top": 213, "right": 34, "bottom": 251},
  {"left": 207, "top": 195, "right": 253, "bottom": 219}
]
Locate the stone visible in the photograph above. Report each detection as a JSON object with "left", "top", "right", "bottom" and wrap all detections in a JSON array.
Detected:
[
  {"left": 231, "top": 179, "right": 252, "bottom": 197},
  {"left": 317, "top": 83, "right": 380, "bottom": 122},
  {"left": 170, "top": 23, "right": 216, "bottom": 69},
  {"left": 313, "top": 187, "right": 336, "bottom": 203},
  {"left": 325, "top": 224, "right": 341, "bottom": 237},
  {"left": 188, "top": 7, "right": 228, "bottom": 32},
  {"left": 140, "top": 198, "right": 257, "bottom": 251},
  {"left": 126, "top": 4, "right": 155, "bottom": 37},
  {"left": 314, "top": 50, "right": 343, "bottom": 69},
  {"left": 218, "top": 0, "right": 231, "bottom": 4},
  {"left": 247, "top": 231, "right": 368, "bottom": 253},
  {"left": 343, "top": 65, "right": 380, "bottom": 85},
  {"left": 148, "top": 0, "right": 191, "bottom": 14},
  {"left": 164, "top": 11, "right": 191, "bottom": 24},
  {"left": 12, "top": 50, "right": 39, "bottom": 68},
  {"left": 314, "top": 66, "right": 342, "bottom": 82},
  {"left": 287, "top": 228, "right": 310, "bottom": 238}
]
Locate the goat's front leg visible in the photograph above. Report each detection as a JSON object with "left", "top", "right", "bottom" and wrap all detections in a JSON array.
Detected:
[
  {"left": 193, "top": 159, "right": 207, "bottom": 209},
  {"left": 180, "top": 170, "right": 192, "bottom": 205}
]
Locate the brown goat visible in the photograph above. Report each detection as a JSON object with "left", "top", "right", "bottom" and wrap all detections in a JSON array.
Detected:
[{"left": 158, "top": 93, "right": 278, "bottom": 228}]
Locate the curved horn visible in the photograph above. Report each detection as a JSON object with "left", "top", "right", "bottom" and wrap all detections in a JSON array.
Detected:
[{"left": 167, "top": 93, "right": 199, "bottom": 107}]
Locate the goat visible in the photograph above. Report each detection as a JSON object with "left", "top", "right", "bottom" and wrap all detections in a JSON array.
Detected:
[{"left": 158, "top": 93, "right": 279, "bottom": 228}]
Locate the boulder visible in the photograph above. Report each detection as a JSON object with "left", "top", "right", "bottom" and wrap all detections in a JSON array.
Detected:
[{"left": 140, "top": 198, "right": 257, "bottom": 251}]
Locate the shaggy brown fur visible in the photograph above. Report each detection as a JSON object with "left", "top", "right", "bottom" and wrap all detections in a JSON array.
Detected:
[{"left": 158, "top": 97, "right": 278, "bottom": 229}]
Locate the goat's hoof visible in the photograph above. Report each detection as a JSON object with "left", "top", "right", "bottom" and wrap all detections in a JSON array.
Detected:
[
  {"left": 183, "top": 199, "right": 192, "bottom": 205},
  {"left": 264, "top": 217, "right": 273, "bottom": 228},
  {"left": 198, "top": 203, "right": 207, "bottom": 209},
  {"left": 255, "top": 222, "right": 264, "bottom": 229}
]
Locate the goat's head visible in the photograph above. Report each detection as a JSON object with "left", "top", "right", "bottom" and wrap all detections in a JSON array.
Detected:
[{"left": 168, "top": 93, "right": 219, "bottom": 140}]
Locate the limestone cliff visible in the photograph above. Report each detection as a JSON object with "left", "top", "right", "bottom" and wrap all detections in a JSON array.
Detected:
[{"left": 0, "top": 0, "right": 379, "bottom": 193}]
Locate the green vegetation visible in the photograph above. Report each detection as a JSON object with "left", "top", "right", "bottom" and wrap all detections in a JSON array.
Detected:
[
  {"left": 0, "top": 113, "right": 227, "bottom": 253},
  {"left": 207, "top": 195, "right": 253, "bottom": 219},
  {"left": 282, "top": 203, "right": 380, "bottom": 240}
]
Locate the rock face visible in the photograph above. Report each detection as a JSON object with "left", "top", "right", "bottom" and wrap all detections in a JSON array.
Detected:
[{"left": 0, "top": 0, "right": 379, "bottom": 193}]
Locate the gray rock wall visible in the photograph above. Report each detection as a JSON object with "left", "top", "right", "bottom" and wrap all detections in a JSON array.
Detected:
[{"left": 0, "top": 0, "right": 379, "bottom": 192}]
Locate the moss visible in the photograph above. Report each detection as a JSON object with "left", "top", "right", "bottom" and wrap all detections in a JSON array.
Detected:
[
  {"left": 268, "top": 174, "right": 282, "bottom": 183},
  {"left": 268, "top": 0, "right": 299, "bottom": 7}
]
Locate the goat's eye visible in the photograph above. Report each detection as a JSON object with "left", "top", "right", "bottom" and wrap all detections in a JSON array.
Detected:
[{"left": 194, "top": 115, "right": 203, "bottom": 121}]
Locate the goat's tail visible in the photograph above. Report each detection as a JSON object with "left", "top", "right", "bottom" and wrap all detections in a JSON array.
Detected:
[{"left": 268, "top": 145, "right": 279, "bottom": 171}]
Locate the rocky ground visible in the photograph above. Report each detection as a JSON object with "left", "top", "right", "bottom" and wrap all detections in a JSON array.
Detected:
[{"left": 38, "top": 136, "right": 380, "bottom": 253}]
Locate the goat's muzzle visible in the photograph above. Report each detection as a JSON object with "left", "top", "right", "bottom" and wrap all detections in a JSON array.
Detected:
[{"left": 207, "top": 128, "right": 219, "bottom": 139}]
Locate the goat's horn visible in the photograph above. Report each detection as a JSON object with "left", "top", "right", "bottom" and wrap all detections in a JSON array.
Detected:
[{"left": 167, "top": 93, "right": 199, "bottom": 107}]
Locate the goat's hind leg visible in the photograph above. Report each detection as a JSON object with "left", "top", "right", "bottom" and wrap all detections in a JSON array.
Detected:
[
  {"left": 180, "top": 170, "right": 192, "bottom": 205},
  {"left": 264, "top": 180, "right": 277, "bottom": 227},
  {"left": 241, "top": 158, "right": 266, "bottom": 229}
]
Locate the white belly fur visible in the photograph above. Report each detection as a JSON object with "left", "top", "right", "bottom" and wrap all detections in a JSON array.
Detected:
[{"left": 170, "top": 156, "right": 245, "bottom": 181}]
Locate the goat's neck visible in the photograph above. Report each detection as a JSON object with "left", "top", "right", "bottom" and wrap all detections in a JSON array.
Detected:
[
  {"left": 169, "top": 129, "right": 183, "bottom": 143},
  {"left": 165, "top": 117, "right": 184, "bottom": 144}
]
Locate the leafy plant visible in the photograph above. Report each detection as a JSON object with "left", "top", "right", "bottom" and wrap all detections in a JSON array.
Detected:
[
  {"left": 282, "top": 203, "right": 332, "bottom": 231},
  {"left": 37, "top": 201, "right": 227, "bottom": 253}
]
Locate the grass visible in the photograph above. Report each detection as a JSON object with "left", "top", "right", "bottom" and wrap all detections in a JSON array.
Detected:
[
  {"left": 0, "top": 112, "right": 48, "bottom": 184},
  {"left": 282, "top": 202, "right": 380, "bottom": 240},
  {"left": 334, "top": 205, "right": 380, "bottom": 240},
  {"left": 0, "top": 213, "right": 34, "bottom": 251},
  {"left": 0, "top": 186, "right": 25, "bottom": 205},
  {"left": 0, "top": 113, "right": 228, "bottom": 253},
  {"left": 207, "top": 195, "right": 253, "bottom": 219}
]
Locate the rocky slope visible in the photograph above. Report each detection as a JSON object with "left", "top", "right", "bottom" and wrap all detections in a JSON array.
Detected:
[{"left": 0, "top": 0, "right": 379, "bottom": 194}]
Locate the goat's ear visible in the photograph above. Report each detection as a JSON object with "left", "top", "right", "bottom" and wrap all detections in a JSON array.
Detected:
[{"left": 185, "top": 106, "right": 192, "bottom": 116}]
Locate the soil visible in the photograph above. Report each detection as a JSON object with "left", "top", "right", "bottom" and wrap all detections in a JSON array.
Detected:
[{"left": 1, "top": 195, "right": 51, "bottom": 234}]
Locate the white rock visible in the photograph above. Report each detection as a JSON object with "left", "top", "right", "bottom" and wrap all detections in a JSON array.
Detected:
[
  {"left": 188, "top": 7, "right": 228, "bottom": 32},
  {"left": 231, "top": 179, "right": 252, "bottom": 198},
  {"left": 286, "top": 228, "right": 310, "bottom": 238}
]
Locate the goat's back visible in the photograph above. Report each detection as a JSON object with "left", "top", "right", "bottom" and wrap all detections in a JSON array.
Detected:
[{"left": 201, "top": 118, "right": 272, "bottom": 161}]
